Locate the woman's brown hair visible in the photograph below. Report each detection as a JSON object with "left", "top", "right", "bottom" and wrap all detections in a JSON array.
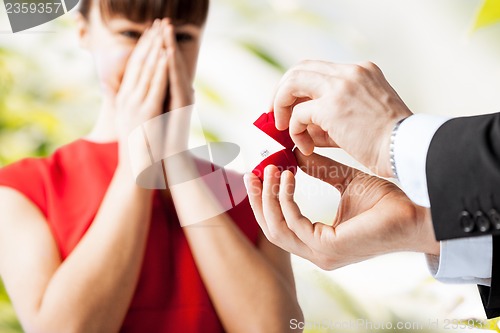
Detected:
[{"left": 79, "top": 0, "right": 209, "bottom": 26}]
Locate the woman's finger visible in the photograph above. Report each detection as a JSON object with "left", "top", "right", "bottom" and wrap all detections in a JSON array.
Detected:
[
  {"left": 164, "top": 22, "right": 193, "bottom": 110},
  {"left": 120, "top": 20, "right": 160, "bottom": 96},
  {"left": 143, "top": 49, "right": 169, "bottom": 118},
  {"left": 135, "top": 33, "right": 164, "bottom": 102}
]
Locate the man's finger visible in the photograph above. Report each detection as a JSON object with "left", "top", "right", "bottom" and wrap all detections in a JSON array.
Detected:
[
  {"left": 260, "top": 166, "right": 314, "bottom": 255},
  {"left": 261, "top": 166, "right": 290, "bottom": 238},
  {"left": 273, "top": 70, "right": 329, "bottom": 131},
  {"left": 306, "top": 124, "right": 338, "bottom": 148},
  {"left": 278, "top": 171, "right": 315, "bottom": 245},
  {"left": 244, "top": 172, "right": 270, "bottom": 237},
  {"left": 288, "top": 99, "right": 327, "bottom": 156}
]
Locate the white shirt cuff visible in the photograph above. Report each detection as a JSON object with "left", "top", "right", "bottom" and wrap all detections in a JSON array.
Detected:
[
  {"left": 426, "top": 236, "right": 492, "bottom": 286},
  {"left": 393, "top": 114, "right": 450, "bottom": 208}
]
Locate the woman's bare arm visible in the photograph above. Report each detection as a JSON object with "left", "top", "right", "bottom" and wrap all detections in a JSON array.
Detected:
[
  {"left": 0, "top": 164, "right": 152, "bottom": 333},
  {"left": 182, "top": 217, "right": 303, "bottom": 333}
]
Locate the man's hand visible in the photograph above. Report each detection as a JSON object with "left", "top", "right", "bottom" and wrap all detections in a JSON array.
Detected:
[
  {"left": 273, "top": 60, "right": 412, "bottom": 177},
  {"left": 244, "top": 151, "right": 439, "bottom": 270}
]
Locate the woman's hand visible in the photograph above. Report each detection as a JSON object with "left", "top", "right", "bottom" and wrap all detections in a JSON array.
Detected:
[
  {"left": 161, "top": 19, "right": 195, "bottom": 155},
  {"left": 108, "top": 17, "right": 195, "bottom": 161},
  {"left": 245, "top": 151, "right": 440, "bottom": 271},
  {"left": 108, "top": 19, "right": 170, "bottom": 159}
]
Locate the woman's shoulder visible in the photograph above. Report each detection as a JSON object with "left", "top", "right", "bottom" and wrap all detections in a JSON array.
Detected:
[
  {"left": 0, "top": 139, "right": 118, "bottom": 213},
  {"left": 0, "top": 138, "right": 111, "bottom": 175},
  {"left": 0, "top": 141, "right": 73, "bottom": 215}
]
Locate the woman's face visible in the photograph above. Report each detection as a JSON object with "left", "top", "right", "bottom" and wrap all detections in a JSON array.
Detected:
[{"left": 78, "top": 4, "right": 203, "bottom": 95}]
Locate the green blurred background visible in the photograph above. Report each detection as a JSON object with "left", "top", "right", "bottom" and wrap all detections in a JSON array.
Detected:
[{"left": 1, "top": 0, "right": 500, "bottom": 332}]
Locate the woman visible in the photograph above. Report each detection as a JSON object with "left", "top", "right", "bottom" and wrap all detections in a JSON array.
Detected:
[{"left": 0, "top": 0, "right": 303, "bottom": 332}]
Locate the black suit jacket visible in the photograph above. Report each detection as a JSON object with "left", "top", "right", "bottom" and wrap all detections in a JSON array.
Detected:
[{"left": 426, "top": 112, "right": 500, "bottom": 318}]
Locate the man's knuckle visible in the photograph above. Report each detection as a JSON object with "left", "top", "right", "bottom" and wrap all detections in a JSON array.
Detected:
[
  {"left": 350, "top": 64, "right": 368, "bottom": 78},
  {"left": 337, "top": 80, "right": 354, "bottom": 94},
  {"left": 360, "top": 61, "right": 379, "bottom": 72},
  {"left": 287, "top": 69, "right": 303, "bottom": 83}
]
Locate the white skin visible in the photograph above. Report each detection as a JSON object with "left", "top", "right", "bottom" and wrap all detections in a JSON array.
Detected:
[
  {"left": 0, "top": 4, "right": 302, "bottom": 333},
  {"left": 244, "top": 60, "right": 440, "bottom": 271},
  {"left": 273, "top": 60, "right": 411, "bottom": 177}
]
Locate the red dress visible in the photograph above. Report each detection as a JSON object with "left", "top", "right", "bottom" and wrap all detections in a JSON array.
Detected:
[{"left": 0, "top": 139, "right": 260, "bottom": 332}]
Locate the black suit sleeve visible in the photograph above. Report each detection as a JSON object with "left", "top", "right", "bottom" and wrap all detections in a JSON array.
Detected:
[
  {"left": 426, "top": 112, "right": 500, "bottom": 317},
  {"left": 426, "top": 112, "right": 500, "bottom": 241}
]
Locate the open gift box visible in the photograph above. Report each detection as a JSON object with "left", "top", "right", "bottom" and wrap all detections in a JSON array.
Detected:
[{"left": 252, "top": 111, "right": 298, "bottom": 181}]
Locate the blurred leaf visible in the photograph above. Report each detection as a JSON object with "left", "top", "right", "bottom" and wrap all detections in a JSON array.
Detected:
[
  {"left": 238, "top": 41, "right": 287, "bottom": 73},
  {"left": 473, "top": 0, "right": 500, "bottom": 30},
  {"left": 0, "top": 280, "right": 9, "bottom": 303},
  {"left": 202, "top": 128, "right": 221, "bottom": 142},
  {"left": 0, "top": 280, "right": 22, "bottom": 333},
  {"left": 195, "top": 80, "right": 226, "bottom": 107},
  {"left": 463, "top": 317, "right": 500, "bottom": 332}
]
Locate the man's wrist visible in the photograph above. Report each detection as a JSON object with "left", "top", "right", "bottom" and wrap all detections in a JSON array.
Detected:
[
  {"left": 377, "top": 116, "right": 411, "bottom": 178},
  {"left": 388, "top": 117, "right": 411, "bottom": 179},
  {"left": 389, "top": 118, "right": 407, "bottom": 179}
]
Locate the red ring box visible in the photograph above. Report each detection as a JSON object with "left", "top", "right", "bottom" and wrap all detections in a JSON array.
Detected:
[{"left": 252, "top": 111, "right": 298, "bottom": 181}]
